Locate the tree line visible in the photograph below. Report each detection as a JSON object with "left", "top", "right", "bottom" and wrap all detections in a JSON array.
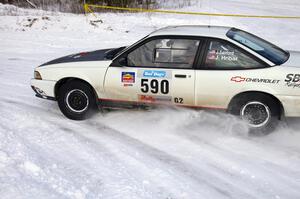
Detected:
[{"left": 0, "top": 0, "right": 158, "bottom": 13}]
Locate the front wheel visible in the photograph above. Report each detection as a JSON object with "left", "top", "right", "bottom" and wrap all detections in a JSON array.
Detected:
[
  {"left": 58, "top": 81, "right": 96, "bottom": 120},
  {"left": 229, "top": 94, "right": 280, "bottom": 134}
]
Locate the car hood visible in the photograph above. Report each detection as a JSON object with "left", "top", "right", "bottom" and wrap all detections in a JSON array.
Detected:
[
  {"left": 39, "top": 47, "right": 126, "bottom": 67},
  {"left": 283, "top": 51, "right": 300, "bottom": 67}
]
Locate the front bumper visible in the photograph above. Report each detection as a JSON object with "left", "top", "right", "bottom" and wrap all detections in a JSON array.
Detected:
[{"left": 31, "top": 79, "right": 57, "bottom": 101}]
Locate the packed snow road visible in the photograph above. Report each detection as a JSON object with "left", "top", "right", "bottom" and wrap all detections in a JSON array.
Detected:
[{"left": 1, "top": 1, "right": 300, "bottom": 198}]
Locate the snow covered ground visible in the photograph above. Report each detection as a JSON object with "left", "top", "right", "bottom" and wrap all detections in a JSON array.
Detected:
[{"left": 1, "top": 1, "right": 300, "bottom": 198}]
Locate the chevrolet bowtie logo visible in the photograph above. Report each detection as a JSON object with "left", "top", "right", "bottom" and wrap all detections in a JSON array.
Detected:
[{"left": 231, "top": 76, "right": 246, "bottom": 82}]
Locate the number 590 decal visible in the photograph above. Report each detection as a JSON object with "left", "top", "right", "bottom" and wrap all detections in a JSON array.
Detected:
[{"left": 141, "top": 79, "right": 169, "bottom": 94}]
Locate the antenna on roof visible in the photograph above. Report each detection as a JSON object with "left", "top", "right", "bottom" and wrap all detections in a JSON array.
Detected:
[
  {"left": 209, "top": 0, "right": 211, "bottom": 26},
  {"left": 25, "top": 0, "right": 37, "bottom": 9}
]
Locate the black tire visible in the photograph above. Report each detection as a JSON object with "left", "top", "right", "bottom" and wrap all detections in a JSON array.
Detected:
[
  {"left": 228, "top": 93, "right": 280, "bottom": 135},
  {"left": 57, "top": 80, "right": 96, "bottom": 120}
]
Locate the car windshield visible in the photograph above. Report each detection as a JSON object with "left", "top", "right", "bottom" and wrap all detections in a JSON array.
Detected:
[
  {"left": 113, "top": 35, "right": 150, "bottom": 60},
  {"left": 226, "top": 28, "right": 289, "bottom": 65}
]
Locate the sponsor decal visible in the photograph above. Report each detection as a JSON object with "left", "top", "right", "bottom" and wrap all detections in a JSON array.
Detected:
[
  {"left": 137, "top": 69, "right": 172, "bottom": 79},
  {"left": 285, "top": 74, "right": 300, "bottom": 88},
  {"left": 122, "top": 72, "right": 135, "bottom": 83},
  {"left": 143, "top": 70, "right": 166, "bottom": 78},
  {"left": 231, "top": 76, "right": 280, "bottom": 84},
  {"left": 286, "top": 83, "right": 300, "bottom": 88},
  {"left": 123, "top": 84, "right": 133, "bottom": 87},
  {"left": 138, "top": 95, "right": 172, "bottom": 103},
  {"left": 285, "top": 74, "right": 300, "bottom": 82},
  {"left": 72, "top": 52, "right": 88, "bottom": 59},
  {"left": 231, "top": 76, "right": 246, "bottom": 82}
]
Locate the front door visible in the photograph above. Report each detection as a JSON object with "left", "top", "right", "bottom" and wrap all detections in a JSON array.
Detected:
[{"left": 104, "top": 37, "right": 201, "bottom": 107}]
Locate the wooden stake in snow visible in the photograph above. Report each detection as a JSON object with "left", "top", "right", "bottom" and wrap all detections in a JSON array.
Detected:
[{"left": 25, "top": 0, "right": 37, "bottom": 9}]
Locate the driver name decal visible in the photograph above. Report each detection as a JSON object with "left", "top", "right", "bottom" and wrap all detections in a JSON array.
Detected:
[{"left": 207, "top": 50, "right": 238, "bottom": 61}]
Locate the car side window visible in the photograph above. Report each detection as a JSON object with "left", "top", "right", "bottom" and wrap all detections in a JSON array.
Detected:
[
  {"left": 127, "top": 39, "right": 200, "bottom": 68},
  {"left": 204, "top": 40, "right": 265, "bottom": 69}
]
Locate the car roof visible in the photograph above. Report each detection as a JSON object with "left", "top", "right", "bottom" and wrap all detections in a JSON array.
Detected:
[{"left": 149, "top": 25, "right": 232, "bottom": 38}]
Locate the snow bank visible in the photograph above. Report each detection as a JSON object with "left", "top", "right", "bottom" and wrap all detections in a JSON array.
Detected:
[
  {"left": 0, "top": 3, "right": 62, "bottom": 16},
  {"left": 1, "top": 1, "right": 300, "bottom": 199}
]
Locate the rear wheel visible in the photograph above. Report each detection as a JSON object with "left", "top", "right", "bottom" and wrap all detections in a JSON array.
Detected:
[
  {"left": 229, "top": 94, "right": 280, "bottom": 134},
  {"left": 58, "top": 80, "right": 96, "bottom": 120}
]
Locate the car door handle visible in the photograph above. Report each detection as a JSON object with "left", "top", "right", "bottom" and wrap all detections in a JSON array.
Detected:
[{"left": 175, "top": 74, "right": 187, "bottom": 78}]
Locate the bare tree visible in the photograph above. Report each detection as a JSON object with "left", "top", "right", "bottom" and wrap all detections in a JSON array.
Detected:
[{"left": 0, "top": 0, "right": 193, "bottom": 13}]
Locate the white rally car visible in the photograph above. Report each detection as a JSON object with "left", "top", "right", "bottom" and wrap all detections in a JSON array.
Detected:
[{"left": 31, "top": 25, "right": 300, "bottom": 132}]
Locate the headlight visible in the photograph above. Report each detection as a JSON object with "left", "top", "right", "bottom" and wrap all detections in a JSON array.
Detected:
[{"left": 34, "top": 71, "right": 42, "bottom": 80}]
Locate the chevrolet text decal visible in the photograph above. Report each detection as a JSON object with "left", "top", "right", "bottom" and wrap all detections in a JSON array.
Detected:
[
  {"left": 231, "top": 76, "right": 280, "bottom": 84},
  {"left": 231, "top": 76, "right": 245, "bottom": 82}
]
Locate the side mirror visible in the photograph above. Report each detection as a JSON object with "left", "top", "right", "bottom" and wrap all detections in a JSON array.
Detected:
[
  {"left": 118, "top": 57, "right": 128, "bottom": 66},
  {"left": 110, "top": 56, "right": 128, "bottom": 67}
]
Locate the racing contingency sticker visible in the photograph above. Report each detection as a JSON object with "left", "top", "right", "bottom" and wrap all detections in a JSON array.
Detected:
[{"left": 121, "top": 72, "right": 135, "bottom": 83}]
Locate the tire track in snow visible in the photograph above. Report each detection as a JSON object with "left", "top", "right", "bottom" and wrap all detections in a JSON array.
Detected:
[
  {"left": 93, "top": 110, "right": 300, "bottom": 199},
  {"left": 2, "top": 94, "right": 300, "bottom": 198}
]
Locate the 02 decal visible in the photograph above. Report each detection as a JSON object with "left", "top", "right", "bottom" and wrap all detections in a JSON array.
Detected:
[{"left": 174, "top": 97, "right": 183, "bottom": 104}]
